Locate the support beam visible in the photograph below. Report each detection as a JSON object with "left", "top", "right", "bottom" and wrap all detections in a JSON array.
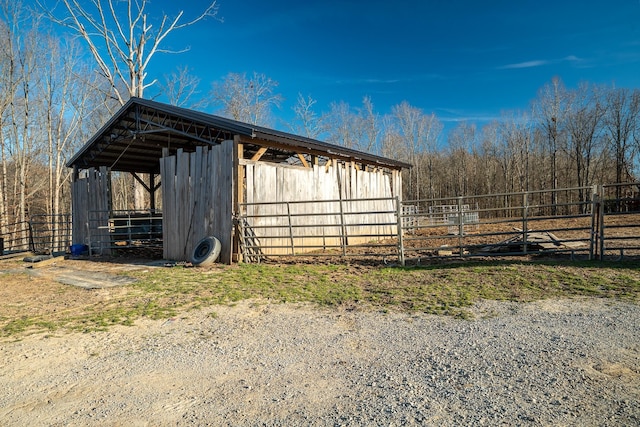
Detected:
[
  {"left": 297, "top": 153, "right": 309, "bottom": 168},
  {"left": 131, "top": 172, "right": 151, "bottom": 193},
  {"left": 325, "top": 159, "right": 332, "bottom": 172},
  {"left": 149, "top": 173, "right": 156, "bottom": 211},
  {"left": 251, "top": 146, "right": 268, "bottom": 161},
  {"left": 233, "top": 136, "right": 244, "bottom": 262}
]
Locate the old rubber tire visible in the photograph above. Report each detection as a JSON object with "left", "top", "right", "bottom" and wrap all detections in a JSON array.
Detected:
[{"left": 191, "top": 236, "right": 221, "bottom": 266}]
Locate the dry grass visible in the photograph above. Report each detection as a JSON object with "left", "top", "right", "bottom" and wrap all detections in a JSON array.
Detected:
[{"left": 0, "top": 255, "right": 638, "bottom": 338}]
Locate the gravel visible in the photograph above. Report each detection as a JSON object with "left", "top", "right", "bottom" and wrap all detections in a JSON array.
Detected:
[{"left": 1, "top": 298, "right": 638, "bottom": 426}]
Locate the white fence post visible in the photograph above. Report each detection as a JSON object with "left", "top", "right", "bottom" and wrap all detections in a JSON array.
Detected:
[{"left": 396, "top": 197, "right": 405, "bottom": 266}]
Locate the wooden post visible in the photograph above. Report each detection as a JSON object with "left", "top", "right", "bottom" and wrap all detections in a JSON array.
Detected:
[
  {"left": 396, "top": 196, "right": 405, "bottom": 266},
  {"left": 233, "top": 136, "right": 244, "bottom": 261},
  {"left": 149, "top": 173, "right": 156, "bottom": 211}
]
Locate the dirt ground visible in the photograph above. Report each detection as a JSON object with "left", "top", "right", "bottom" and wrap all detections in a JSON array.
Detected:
[
  {"left": 1, "top": 253, "right": 639, "bottom": 425},
  {"left": 0, "top": 257, "right": 154, "bottom": 328}
]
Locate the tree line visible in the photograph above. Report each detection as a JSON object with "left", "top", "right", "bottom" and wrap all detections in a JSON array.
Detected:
[
  {"left": 211, "top": 73, "right": 640, "bottom": 204},
  {"left": 1, "top": 0, "right": 639, "bottom": 239}
]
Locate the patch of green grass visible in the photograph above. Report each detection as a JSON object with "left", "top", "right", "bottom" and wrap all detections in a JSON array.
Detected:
[
  {"left": 1, "top": 317, "right": 58, "bottom": 336},
  {"left": 355, "top": 260, "right": 640, "bottom": 317},
  {"left": 2, "top": 259, "right": 639, "bottom": 337}
]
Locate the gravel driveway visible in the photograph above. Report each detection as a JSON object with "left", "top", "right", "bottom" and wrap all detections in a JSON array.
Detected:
[{"left": 1, "top": 298, "right": 638, "bottom": 426}]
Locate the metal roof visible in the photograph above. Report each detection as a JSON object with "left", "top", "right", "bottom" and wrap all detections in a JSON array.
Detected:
[{"left": 67, "top": 97, "right": 411, "bottom": 173}]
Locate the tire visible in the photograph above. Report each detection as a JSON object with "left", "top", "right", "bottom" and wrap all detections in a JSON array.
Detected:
[{"left": 191, "top": 236, "right": 222, "bottom": 266}]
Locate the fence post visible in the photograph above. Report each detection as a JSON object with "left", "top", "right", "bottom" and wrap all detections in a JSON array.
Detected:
[
  {"left": 28, "top": 221, "right": 35, "bottom": 253},
  {"left": 286, "top": 202, "right": 295, "bottom": 255},
  {"left": 589, "top": 185, "right": 599, "bottom": 260},
  {"left": 396, "top": 197, "right": 405, "bottom": 266},
  {"left": 598, "top": 185, "right": 605, "bottom": 260},
  {"left": 523, "top": 192, "right": 529, "bottom": 255},
  {"left": 457, "top": 196, "right": 464, "bottom": 257},
  {"left": 338, "top": 198, "right": 347, "bottom": 256}
]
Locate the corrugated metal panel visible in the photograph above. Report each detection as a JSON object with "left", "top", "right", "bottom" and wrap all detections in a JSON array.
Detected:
[{"left": 67, "top": 97, "right": 411, "bottom": 172}]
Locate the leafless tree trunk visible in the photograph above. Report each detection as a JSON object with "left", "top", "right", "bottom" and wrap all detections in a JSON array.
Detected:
[
  {"left": 360, "top": 96, "right": 380, "bottom": 154},
  {"left": 565, "top": 83, "right": 605, "bottom": 211},
  {"left": 4, "top": 9, "right": 47, "bottom": 246},
  {"left": 533, "top": 77, "right": 569, "bottom": 214},
  {"left": 0, "top": 2, "right": 19, "bottom": 236},
  {"left": 43, "top": 35, "right": 100, "bottom": 250},
  {"left": 478, "top": 122, "right": 502, "bottom": 195},
  {"left": 499, "top": 112, "right": 532, "bottom": 193},
  {"left": 391, "top": 101, "right": 442, "bottom": 200},
  {"left": 447, "top": 122, "right": 476, "bottom": 197},
  {"left": 45, "top": 0, "right": 220, "bottom": 209},
  {"left": 603, "top": 87, "right": 640, "bottom": 199}
]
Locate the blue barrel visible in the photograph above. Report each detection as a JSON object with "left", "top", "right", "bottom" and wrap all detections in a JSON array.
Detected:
[{"left": 70, "top": 244, "right": 88, "bottom": 256}]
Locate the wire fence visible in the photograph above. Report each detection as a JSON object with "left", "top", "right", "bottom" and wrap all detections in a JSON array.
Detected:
[
  {"left": 2, "top": 183, "right": 638, "bottom": 264},
  {"left": 0, "top": 221, "right": 33, "bottom": 255},
  {"left": 239, "top": 183, "right": 640, "bottom": 264},
  {"left": 0, "top": 214, "right": 72, "bottom": 256},
  {"left": 86, "top": 209, "right": 163, "bottom": 256}
]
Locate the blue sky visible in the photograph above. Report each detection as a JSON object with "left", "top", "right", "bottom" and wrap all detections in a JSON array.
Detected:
[{"left": 47, "top": 0, "right": 640, "bottom": 132}]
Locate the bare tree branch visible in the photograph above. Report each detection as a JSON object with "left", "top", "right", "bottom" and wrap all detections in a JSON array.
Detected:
[{"left": 41, "top": 0, "right": 220, "bottom": 104}]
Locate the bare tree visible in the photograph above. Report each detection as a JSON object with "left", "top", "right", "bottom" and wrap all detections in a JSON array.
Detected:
[
  {"left": 320, "top": 97, "right": 383, "bottom": 153},
  {"left": 391, "top": 101, "right": 442, "bottom": 200},
  {"left": 321, "top": 101, "right": 362, "bottom": 149},
  {"left": 210, "top": 72, "right": 283, "bottom": 126},
  {"left": 565, "top": 83, "right": 605, "bottom": 208},
  {"left": 43, "top": 35, "right": 101, "bottom": 231},
  {"left": 602, "top": 87, "right": 640, "bottom": 198},
  {"left": 0, "top": 1, "right": 20, "bottom": 236},
  {"left": 44, "top": 0, "right": 220, "bottom": 210},
  {"left": 44, "top": 0, "right": 220, "bottom": 105},
  {"left": 158, "top": 65, "right": 207, "bottom": 109},
  {"left": 3, "top": 5, "right": 46, "bottom": 241},
  {"left": 359, "top": 96, "right": 380, "bottom": 154},
  {"left": 533, "top": 77, "right": 568, "bottom": 213},
  {"left": 290, "top": 93, "right": 321, "bottom": 139},
  {"left": 498, "top": 112, "right": 532, "bottom": 193},
  {"left": 477, "top": 121, "right": 502, "bottom": 195},
  {"left": 446, "top": 122, "right": 476, "bottom": 197}
]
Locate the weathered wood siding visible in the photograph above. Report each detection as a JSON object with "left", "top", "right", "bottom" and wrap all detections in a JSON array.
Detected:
[
  {"left": 160, "top": 141, "right": 234, "bottom": 264},
  {"left": 71, "top": 166, "right": 111, "bottom": 254},
  {"left": 243, "top": 161, "right": 400, "bottom": 254}
]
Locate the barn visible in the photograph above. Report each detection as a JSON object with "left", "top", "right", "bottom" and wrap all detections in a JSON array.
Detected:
[{"left": 67, "top": 97, "right": 410, "bottom": 264}]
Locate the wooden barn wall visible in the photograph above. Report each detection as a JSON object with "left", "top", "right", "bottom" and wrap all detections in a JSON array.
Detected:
[
  {"left": 243, "top": 161, "right": 400, "bottom": 254},
  {"left": 159, "top": 141, "right": 234, "bottom": 264},
  {"left": 71, "top": 166, "right": 111, "bottom": 254}
]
